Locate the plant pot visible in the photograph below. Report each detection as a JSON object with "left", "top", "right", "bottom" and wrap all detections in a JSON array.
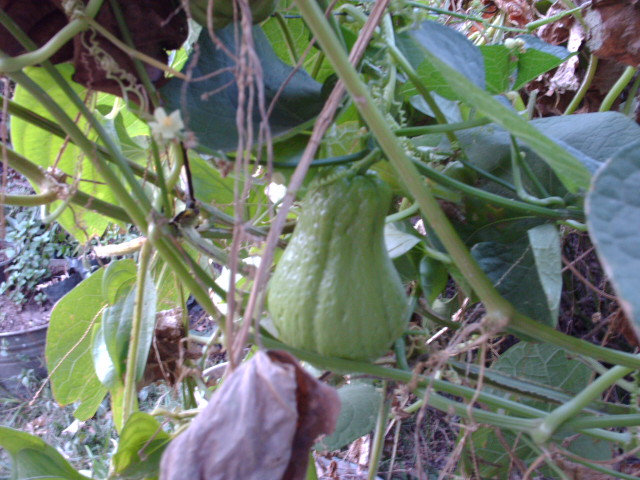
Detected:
[{"left": 0, "top": 323, "right": 48, "bottom": 398}]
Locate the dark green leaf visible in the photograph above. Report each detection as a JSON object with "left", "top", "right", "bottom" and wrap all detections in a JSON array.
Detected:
[
  {"left": 419, "top": 256, "right": 448, "bottom": 304},
  {"left": 456, "top": 112, "right": 640, "bottom": 203},
  {"left": 160, "top": 26, "right": 323, "bottom": 153},
  {"left": 397, "top": 20, "right": 485, "bottom": 100},
  {"left": 513, "top": 35, "right": 573, "bottom": 90},
  {"left": 467, "top": 343, "right": 609, "bottom": 478},
  {"left": 401, "top": 32, "right": 590, "bottom": 192},
  {"left": 409, "top": 93, "right": 462, "bottom": 122},
  {"left": 471, "top": 224, "right": 561, "bottom": 327},
  {"left": 587, "top": 140, "right": 640, "bottom": 339},
  {"left": 490, "top": 343, "right": 591, "bottom": 405}
]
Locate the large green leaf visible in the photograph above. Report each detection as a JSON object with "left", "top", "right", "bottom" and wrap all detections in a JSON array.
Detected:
[
  {"left": 479, "top": 37, "right": 571, "bottom": 94},
  {"left": 0, "top": 427, "right": 89, "bottom": 480},
  {"left": 160, "top": 26, "right": 324, "bottom": 153},
  {"left": 478, "top": 45, "right": 513, "bottom": 94},
  {"left": 397, "top": 20, "right": 485, "bottom": 100},
  {"left": 112, "top": 412, "right": 171, "bottom": 479},
  {"left": 513, "top": 35, "right": 572, "bottom": 90},
  {"left": 102, "top": 268, "right": 157, "bottom": 383},
  {"left": 189, "top": 154, "right": 270, "bottom": 221},
  {"left": 314, "top": 384, "right": 382, "bottom": 452},
  {"left": 455, "top": 112, "right": 640, "bottom": 201},
  {"left": 102, "top": 259, "right": 137, "bottom": 305},
  {"left": 489, "top": 343, "right": 592, "bottom": 405},
  {"left": 11, "top": 65, "right": 118, "bottom": 241},
  {"left": 472, "top": 224, "right": 561, "bottom": 327},
  {"left": 467, "top": 343, "right": 610, "bottom": 478},
  {"left": 586, "top": 140, "right": 640, "bottom": 338},
  {"left": 398, "top": 22, "right": 590, "bottom": 193},
  {"left": 46, "top": 268, "right": 107, "bottom": 420}
]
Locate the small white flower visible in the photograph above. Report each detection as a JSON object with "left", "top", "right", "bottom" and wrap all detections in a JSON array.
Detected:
[{"left": 149, "top": 107, "right": 184, "bottom": 141}]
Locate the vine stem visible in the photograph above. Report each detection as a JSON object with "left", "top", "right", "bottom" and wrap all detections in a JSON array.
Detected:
[
  {"left": 531, "top": 365, "right": 634, "bottom": 444},
  {"left": 368, "top": 381, "right": 390, "bottom": 480},
  {"left": 1, "top": 191, "right": 58, "bottom": 206},
  {"left": 293, "top": 0, "right": 640, "bottom": 370},
  {"left": 122, "top": 238, "right": 153, "bottom": 423},
  {"left": 599, "top": 65, "right": 638, "bottom": 113},
  {"left": 564, "top": 54, "right": 598, "bottom": 115},
  {"left": 260, "top": 335, "right": 632, "bottom": 444}
]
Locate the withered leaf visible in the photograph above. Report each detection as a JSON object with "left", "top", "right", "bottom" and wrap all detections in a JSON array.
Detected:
[
  {"left": 0, "top": 0, "right": 187, "bottom": 102},
  {"left": 586, "top": 0, "right": 640, "bottom": 67},
  {"left": 0, "top": 0, "right": 73, "bottom": 62},
  {"left": 160, "top": 350, "right": 340, "bottom": 480}
]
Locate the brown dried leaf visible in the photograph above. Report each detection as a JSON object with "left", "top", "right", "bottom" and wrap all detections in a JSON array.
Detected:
[
  {"left": 70, "top": 0, "right": 187, "bottom": 99},
  {"left": 0, "top": 0, "right": 187, "bottom": 102},
  {"left": 160, "top": 350, "right": 340, "bottom": 480},
  {"left": 492, "top": 0, "right": 534, "bottom": 27},
  {"left": 0, "top": 0, "right": 73, "bottom": 62},
  {"left": 586, "top": 0, "right": 640, "bottom": 67},
  {"left": 142, "top": 308, "right": 202, "bottom": 387}
]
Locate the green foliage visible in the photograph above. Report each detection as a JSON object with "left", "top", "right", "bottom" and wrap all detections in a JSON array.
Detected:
[
  {"left": 160, "top": 25, "right": 324, "bottom": 153},
  {"left": 315, "top": 384, "right": 382, "bottom": 452},
  {"left": 46, "top": 268, "right": 108, "bottom": 420},
  {"left": 112, "top": 412, "right": 171, "bottom": 479},
  {"left": 3, "top": 2, "right": 640, "bottom": 479},
  {"left": 10, "top": 66, "right": 118, "bottom": 241},
  {"left": 472, "top": 224, "right": 561, "bottom": 327},
  {"left": 0, "top": 208, "right": 75, "bottom": 305},
  {"left": 465, "top": 343, "right": 613, "bottom": 478},
  {"left": 0, "top": 427, "right": 91, "bottom": 479},
  {"left": 587, "top": 140, "right": 640, "bottom": 339}
]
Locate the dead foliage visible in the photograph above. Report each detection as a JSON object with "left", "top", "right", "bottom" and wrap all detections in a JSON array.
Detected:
[
  {"left": 0, "top": 0, "right": 187, "bottom": 104},
  {"left": 160, "top": 350, "right": 340, "bottom": 480}
]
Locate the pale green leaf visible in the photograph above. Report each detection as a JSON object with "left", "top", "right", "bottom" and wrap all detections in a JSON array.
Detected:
[
  {"left": 0, "top": 427, "right": 89, "bottom": 480},
  {"left": 528, "top": 224, "right": 562, "bottom": 325},
  {"left": 315, "top": 384, "right": 382, "bottom": 452},
  {"left": 46, "top": 269, "right": 107, "bottom": 420},
  {"left": 102, "top": 259, "right": 137, "bottom": 305},
  {"left": 11, "top": 65, "right": 118, "bottom": 241},
  {"left": 384, "top": 222, "right": 421, "bottom": 259},
  {"left": 113, "top": 412, "right": 171, "bottom": 479},
  {"left": 513, "top": 35, "right": 572, "bottom": 90}
]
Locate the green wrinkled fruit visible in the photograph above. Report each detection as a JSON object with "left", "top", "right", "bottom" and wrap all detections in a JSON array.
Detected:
[
  {"left": 189, "top": 0, "right": 279, "bottom": 29},
  {"left": 268, "top": 170, "right": 408, "bottom": 361}
]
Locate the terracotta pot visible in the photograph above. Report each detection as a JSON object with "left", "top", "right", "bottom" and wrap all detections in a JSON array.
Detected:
[{"left": 0, "top": 323, "right": 48, "bottom": 398}]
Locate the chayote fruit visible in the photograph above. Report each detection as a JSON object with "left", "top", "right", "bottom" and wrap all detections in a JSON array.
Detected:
[{"left": 268, "top": 170, "right": 408, "bottom": 361}]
